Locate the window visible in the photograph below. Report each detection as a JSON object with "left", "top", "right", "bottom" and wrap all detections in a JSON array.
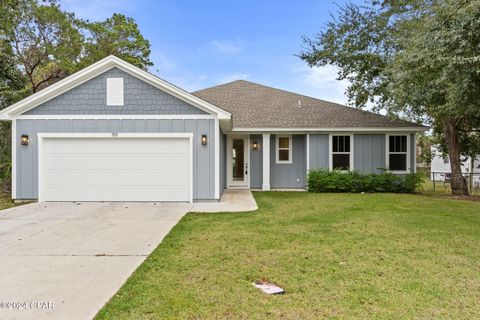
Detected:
[
  {"left": 388, "top": 135, "right": 408, "bottom": 171},
  {"left": 276, "top": 135, "right": 292, "bottom": 164},
  {"left": 331, "top": 135, "right": 351, "bottom": 170},
  {"left": 106, "top": 78, "right": 124, "bottom": 106}
]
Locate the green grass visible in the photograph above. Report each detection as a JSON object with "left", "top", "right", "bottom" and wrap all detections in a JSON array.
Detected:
[
  {"left": 0, "top": 192, "right": 15, "bottom": 210},
  {"left": 96, "top": 192, "right": 480, "bottom": 319},
  {"left": 421, "top": 180, "right": 480, "bottom": 197}
]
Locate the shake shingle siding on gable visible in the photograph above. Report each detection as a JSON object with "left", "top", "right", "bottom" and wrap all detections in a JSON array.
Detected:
[{"left": 24, "top": 68, "right": 207, "bottom": 115}]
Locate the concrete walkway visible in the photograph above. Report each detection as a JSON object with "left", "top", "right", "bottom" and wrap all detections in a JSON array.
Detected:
[
  {"left": 0, "top": 190, "right": 256, "bottom": 320},
  {"left": 192, "top": 189, "right": 258, "bottom": 212}
]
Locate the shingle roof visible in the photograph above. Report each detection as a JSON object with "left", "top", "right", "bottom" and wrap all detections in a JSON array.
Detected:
[{"left": 192, "top": 80, "right": 426, "bottom": 130}]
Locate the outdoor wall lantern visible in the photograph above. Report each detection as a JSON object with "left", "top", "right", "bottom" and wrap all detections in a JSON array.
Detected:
[
  {"left": 201, "top": 134, "right": 208, "bottom": 145},
  {"left": 252, "top": 141, "right": 259, "bottom": 150},
  {"left": 20, "top": 134, "right": 29, "bottom": 146}
]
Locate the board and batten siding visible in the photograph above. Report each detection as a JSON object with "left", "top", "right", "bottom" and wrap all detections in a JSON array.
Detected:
[
  {"left": 308, "top": 134, "right": 329, "bottom": 170},
  {"left": 219, "top": 130, "right": 226, "bottom": 194},
  {"left": 308, "top": 133, "right": 415, "bottom": 174},
  {"left": 270, "top": 135, "right": 306, "bottom": 189},
  {"left": 23, "top": 68, "right": 206, "bottom": 115},
  {"left": 15, "top": 119, "right": 215, "bottom": 200},
  {"left": 353, "top": 134, "right": 386, "bottom": 174},
  {"left": 249, "top": 134, "right": 263, "bottom": 189}
]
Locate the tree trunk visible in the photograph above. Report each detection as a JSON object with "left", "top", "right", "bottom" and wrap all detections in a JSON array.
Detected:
[{"left": 443, "top": 118, "right": 469, "bottom": 196}]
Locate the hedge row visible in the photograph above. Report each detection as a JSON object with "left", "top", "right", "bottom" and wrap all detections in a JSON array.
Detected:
[{"left": 307, "top": 169, "right": 425, "bottom": 193}]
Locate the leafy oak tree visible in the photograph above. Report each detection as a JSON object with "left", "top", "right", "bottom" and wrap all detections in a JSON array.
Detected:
[
  {"left": 79, "top": 13, "right": 152, "bottom": 70},
  {"left": 300, "top": 0, "right": 480, "bottom": 195},
  {"left": 2, "top": 0, "right": 83, "bottom": 93}
]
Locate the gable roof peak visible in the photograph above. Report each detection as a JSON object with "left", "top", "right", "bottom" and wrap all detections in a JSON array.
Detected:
[{"left": 0, "top": 56, "right": 230, "bottom": 120}]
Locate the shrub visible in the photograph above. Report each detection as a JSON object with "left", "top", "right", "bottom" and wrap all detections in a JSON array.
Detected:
[
  {"left": 307, "top": 169, "right": 425, "bottom": 193},
  {"left": 0, "top": 161, "right": 11, "bottom": 193}
]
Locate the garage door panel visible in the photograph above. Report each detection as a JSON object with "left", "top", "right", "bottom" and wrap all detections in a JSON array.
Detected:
[
  {"left": 115, "top": 155, "right": 188, "bottom": 167},
  {"left": 40, "top": 136, "right": 191, "bottom": 202}
]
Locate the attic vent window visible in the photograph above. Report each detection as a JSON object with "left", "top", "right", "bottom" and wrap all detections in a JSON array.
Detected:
[{"left": 106, "top": 78, "right": 124, "bottom": 106}]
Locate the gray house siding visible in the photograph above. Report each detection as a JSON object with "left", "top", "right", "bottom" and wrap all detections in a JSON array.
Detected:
[
  {"left": 353, "top": 134, "right": 386, "bottom": 174},
  {"left": 249, "top": 134, "right": 263, "bottom": 189},
  {"left": 15, "top": 118, "right": 215, "bottom": 200},
  {"left": 270, "top": 135, "right": 306, "bottom": 189},
  {"left": 220, "top": 130, "right": 226, "bottom": 194},
  {"left": 23, "top": 68, "right": 207, "bottom": 115},
  {"left": 309, "top": 134, "right": 329, "bottom": 170},
  {"left": 410, "top": 133, "right": 416, "bottom": 172}
]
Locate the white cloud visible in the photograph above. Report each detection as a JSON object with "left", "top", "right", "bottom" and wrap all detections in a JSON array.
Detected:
[
  {"left": 206, "top": 39, "right": 243, "bottom": 54},
  {"left": 290, "top": 63, "right": 350, "bottom": 104},
  {"left": 161, "top": 74, "right": 210, "bottom": 92},
  {"left": 149, "top": 51, "right": 176, "bottom": 72},
  {"left": 219, "top": 72, "right": 249, "bottom": 83},
  {"left": 198, "top": 39, "right": 245, "bottom": 54}
]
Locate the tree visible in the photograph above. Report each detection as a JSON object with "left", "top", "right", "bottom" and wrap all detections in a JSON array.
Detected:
[
  {"left": 300, "top": 0, "right": 480, "bottom": 195},
  {"left": 2, "top": 0, "right": 83, "bottom": 93},
  {"left": 416, "top": 133, "right": 434, "bottom": 169},
  {"left": 79, "top": 13, "right": 152, "bottom": 70},
  {"left": 1, "top": 1, "right": 152, "bottom": 96}
]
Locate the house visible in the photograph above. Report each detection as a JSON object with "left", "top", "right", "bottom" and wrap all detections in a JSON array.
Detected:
[
  {"left": 0, "top": 56, "right": 427, "bottom": 202},
  {"left": 430, "top": 145, "right": 480, "bottom": 181}
]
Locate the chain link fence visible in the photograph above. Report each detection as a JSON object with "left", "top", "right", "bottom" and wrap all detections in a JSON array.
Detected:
[{"left": 430, "top": 172, "right": 480, "bottom": 195}]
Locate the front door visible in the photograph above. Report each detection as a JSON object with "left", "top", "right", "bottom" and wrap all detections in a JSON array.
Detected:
[{"left": 227, "top": 135, "right": 249, "bottom": 188}]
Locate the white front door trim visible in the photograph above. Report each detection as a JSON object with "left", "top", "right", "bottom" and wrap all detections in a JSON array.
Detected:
[
  {"left": 37, "top": 132, "right": 194, "bottom": 202},
  {"left": 226, "top": 134, "right": 250, "bottom": 188}
]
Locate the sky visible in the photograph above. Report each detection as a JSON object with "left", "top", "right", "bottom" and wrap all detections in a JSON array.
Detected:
[{"left": 60, "top": 0, "right": 355, "bottom": 104}]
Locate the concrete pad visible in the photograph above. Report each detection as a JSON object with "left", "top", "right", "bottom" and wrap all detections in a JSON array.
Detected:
[
  {"left": 191, "top": 189, "right": 257, "bottom": 212},
  {"left": 0, "top": 202, "right": 193, "bottom": 320}
]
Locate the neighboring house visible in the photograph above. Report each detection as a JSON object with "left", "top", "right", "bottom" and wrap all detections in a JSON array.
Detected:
[
  {"left": 430, "top": 145, "right": 480, "bottom": 181},
  {"left": 0, "top": 56, "right": 427, "bottom": 202}
]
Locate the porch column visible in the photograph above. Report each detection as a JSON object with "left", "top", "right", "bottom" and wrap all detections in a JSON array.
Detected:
[{"left": 262, "top": 133, "right": 271, "bottom": 190}]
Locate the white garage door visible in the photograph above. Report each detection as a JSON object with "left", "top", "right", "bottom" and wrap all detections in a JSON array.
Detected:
[{"left": 39, "top": 134, "right": 192, "bottom": 202}]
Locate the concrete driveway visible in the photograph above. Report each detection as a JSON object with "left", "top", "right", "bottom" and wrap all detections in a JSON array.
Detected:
[{"left": 0, "top": 201, "right": 194, "bottom": 320}]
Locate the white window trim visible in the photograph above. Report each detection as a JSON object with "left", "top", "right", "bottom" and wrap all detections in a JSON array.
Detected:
[
  {"left": 386, "top": 134, "right": 410, "bottom": 174},
  {"left": 275, "top": 135, "right": 292, "bottom": 164},
  {"left": 329, "top": 134, "right": 354, "bottom": 171}
]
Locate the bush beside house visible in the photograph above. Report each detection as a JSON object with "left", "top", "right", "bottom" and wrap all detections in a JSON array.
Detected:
[{"left": 307, "top": 169, "right": 425, "bottom": 193}]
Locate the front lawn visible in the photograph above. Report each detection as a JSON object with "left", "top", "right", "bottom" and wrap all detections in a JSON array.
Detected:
[{"left": 96, "top": 192, "right": 480, "bottom": 319}]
